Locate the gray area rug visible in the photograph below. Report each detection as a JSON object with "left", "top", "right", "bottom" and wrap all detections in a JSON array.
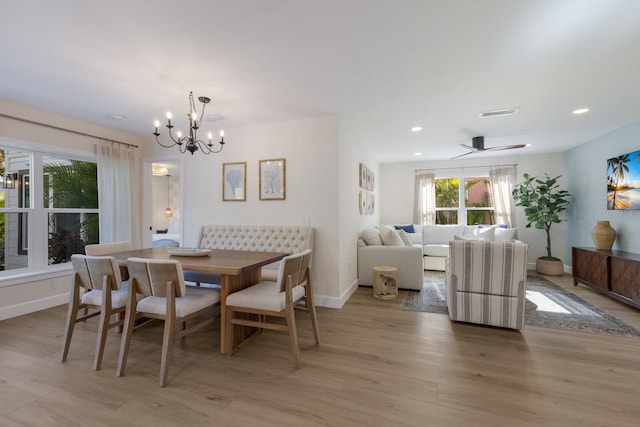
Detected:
[{"left": 401, "top": 272, "right": 640, "bottom": 338}]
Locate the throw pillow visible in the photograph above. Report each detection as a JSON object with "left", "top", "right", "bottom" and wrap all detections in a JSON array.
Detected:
[
  {"left": 397, "top": 229, "right": 413, "bottom": 246},
  {"left": 394, "top": 224, "right": 415, "bottom": 233},
  {"left": 474, "top": 226, "right": 496, "bottom": 241},
  {"left": 380, "top": 225, "right": 404, "bottom": 246},
  {"left": 494, "top": 227, "right": 517, "bottom": 242},
  {"left": 361, "top": 227, "right": 383, "bottom": 246}
]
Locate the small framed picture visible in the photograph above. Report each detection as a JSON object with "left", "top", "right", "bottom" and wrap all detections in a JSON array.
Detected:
[
  {"left": 222, "top": 162, "right": 246, "bottom": 201},
  {"left": 259, "top": 158, "right": 286, "bottom": 200}
]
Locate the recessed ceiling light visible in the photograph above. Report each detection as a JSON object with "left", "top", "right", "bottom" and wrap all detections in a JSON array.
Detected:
[
  {"left": 572, "top": 108, "right": 590, "bottom": 115},
  {"left": 108, "top": 114, "right": 124, "bottom": 120},
  {"left": 411, "top": 126, "right": 423, "bottom": 132},
  {"left": 414, "top": 152, "right": 422, "bottom": 156}
]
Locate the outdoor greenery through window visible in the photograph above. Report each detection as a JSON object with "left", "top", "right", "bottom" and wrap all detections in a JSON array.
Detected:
[
  {"left": 435, "top": 176, "right": 495, "bottom": 225},
  {"left": 0, "top": 147, "right": 99, "bottom": 273}
]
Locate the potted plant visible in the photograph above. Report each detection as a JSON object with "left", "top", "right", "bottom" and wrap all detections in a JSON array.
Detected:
[{"left": 512, "top": 173, "right": 573, "bottom": 275}]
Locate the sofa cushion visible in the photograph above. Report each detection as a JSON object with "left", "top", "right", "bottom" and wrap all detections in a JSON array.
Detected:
[
  {"left": 494, "top": 227, "right": 518, "bottom": 242},
  {"left": 380, "top": 225, "right": 404, "bottom": 246},
  {"left": 423, "top": 244, "right": 450, "bottom": 257},
  {"left": 361, "top": 227, "right": 383, "bottom": 246},
  {"left": 394, "top": 224, "right": 415, "bottom": 233},
  {"left": 407, "top": 232, "right": 423, "bottom": 244},
  {"left": 423, "top": 224, "right": 464, "bottom": 244}
]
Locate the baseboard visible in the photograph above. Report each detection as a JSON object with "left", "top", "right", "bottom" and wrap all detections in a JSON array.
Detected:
[
  {"left": 0, "top": 293, "right": 68, "bottom": 321},
  {"left": 314, "top": 278, "right": 359, "bottom": 309}
]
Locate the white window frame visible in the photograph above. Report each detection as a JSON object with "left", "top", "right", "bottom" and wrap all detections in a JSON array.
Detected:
[
  {"left": 434, "top": 171, "right": 495, "bottom": 226},
  {"left": 0, "top": 146, "right": 98, "bottom": 278}
]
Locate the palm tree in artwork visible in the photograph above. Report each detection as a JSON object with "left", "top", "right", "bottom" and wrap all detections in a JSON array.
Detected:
[{"left": 608, "top": 154, "right": 630, "bottom": 209}]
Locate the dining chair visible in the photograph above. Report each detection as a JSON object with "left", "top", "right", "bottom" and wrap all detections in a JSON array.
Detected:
[
  {"left": 117, "top": 257, "right": 221, "bottom": 387},
  {"left": 85, "top": 241, "right": 132, "bottom": 281},
  {"left": 225, "top": 249, "right": 319, "bottom": 368},
  {"left": 60, "top": 254, "right": 131, "bottom": 370}
]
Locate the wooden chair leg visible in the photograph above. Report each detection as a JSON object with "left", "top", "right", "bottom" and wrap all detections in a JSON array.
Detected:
[
  {"left": 94, "top": 279, "right": 112, "bottom": 370},
  {"left": 285, "top": 305, "right": 301, "bottom": 369},
  {"left": 117, "top": 286, "right": 138, "bottom": 377},
  {"left": 159, "top": 316, "right": 175, "bottom": 387},
  {"left": 93, "top": 307, "right": 111, "bottom": 370},
  {"left": 60, "top": 284, "right": 81, "bottom": 362},
  {"left": 305, "top": 289, "right": 320, "bottom": 345},
  {"left": 159, "top": 281, "right": 177, "bottom": 388},
  {"left": 225, "top": 306, "right": 234, "bottom": 358}
]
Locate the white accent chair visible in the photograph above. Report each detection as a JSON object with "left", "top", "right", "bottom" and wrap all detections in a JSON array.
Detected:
[
  {"left": 225, "top": 249, "right": 319, "bottom": 368},
  {"left": 117, "top": 258, "right": 221, "bottom": 387},
  {"left": 445, "top": 240, "right": 528, "bottom": 330},
  {"left": 60, "top": 254, "right": 131, "bottom": 370}
]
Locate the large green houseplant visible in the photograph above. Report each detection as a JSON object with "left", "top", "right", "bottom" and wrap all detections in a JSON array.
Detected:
[{"left": 512, "top": 173, "right": 572, "bottom": 275}]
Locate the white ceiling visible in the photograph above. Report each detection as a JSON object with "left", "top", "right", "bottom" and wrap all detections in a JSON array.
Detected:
[{"left": 2, "top": 0, "right": 640, "bottom": 162}]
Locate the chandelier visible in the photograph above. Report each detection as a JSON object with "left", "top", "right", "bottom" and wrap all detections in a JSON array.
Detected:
[{"left": 153, "top": 92, "right": 225, "bottom": 155}]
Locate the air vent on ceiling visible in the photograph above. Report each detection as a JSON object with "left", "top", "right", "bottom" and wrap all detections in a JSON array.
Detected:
[
  {"left": 479, "top": 108, "right": 519, "bottom": 118},
  {"left": 204, "top": 113, "right": 224, "bottom": 122}
]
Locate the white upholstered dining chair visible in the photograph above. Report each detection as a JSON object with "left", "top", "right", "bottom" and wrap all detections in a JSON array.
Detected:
[
  {"left": 225, "top": 249, "right": 320, "bottom": 368},
  {"left": 117, "top": 257, "right": 221, "bottom": 387},
  {"left": 60, "top": 254, "right": 132, "bottom": 370}
]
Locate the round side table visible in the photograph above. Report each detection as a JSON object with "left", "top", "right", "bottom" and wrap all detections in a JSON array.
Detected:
[{"left": 372, "top": 265, "right": 398, "bottom": 300}]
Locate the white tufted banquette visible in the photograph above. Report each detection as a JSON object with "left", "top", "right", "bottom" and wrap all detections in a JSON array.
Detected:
[{"left": 198, "top": 225, "right": 315, "bottom": 281}]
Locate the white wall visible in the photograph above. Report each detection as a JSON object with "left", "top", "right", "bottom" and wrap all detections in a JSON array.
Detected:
[
  {"left": 564, "top": 120, "right": 640, "bottom": 261},
  {"left": 338, "top": 117, "right": 381, "bottom": 301},
  {"left": 379, "top": 152, "right": 566, "bottom": 266},
  {"left": 145, "top": 116, "right": 345, "bottom": 306},
  {"left": 0, "top": 99, "right": 142, "bottom": 320}
]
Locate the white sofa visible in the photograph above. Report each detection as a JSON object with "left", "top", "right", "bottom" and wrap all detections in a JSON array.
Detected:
[
  {"left": 197, "top": 224, "right": 315, "bottom": 282},
  {"left": 357, "top": 224, "right": 518, "bottom": 290}
]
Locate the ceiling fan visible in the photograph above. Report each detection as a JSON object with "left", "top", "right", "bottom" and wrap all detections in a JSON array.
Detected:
[{"left": 452, "top": 136, "right": 529, "bottom": 159}]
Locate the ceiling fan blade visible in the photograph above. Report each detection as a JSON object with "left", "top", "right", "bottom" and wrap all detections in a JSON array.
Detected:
[
  {"left": 484, "top": 144, "right": 529, "bottom": 151},
  {"left": 460, "top": 143, "right": 481, "bottom": 151},
  {"left": 450, "top": 151, "right": 473, "bottom": 160}
]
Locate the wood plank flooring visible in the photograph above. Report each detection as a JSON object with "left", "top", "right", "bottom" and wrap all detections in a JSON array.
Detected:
[{"left": 1, "top": 272, "right": 639, "bottom": 426}]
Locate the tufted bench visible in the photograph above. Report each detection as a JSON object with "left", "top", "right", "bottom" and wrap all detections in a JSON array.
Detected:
[{"left": 197, "top": 225, "right": 315, "bottom": 281}]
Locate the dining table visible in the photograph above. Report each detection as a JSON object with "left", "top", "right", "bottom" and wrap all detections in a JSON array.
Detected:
[{"left": 106, "top": 246, "right": 288, "bottom": 354}]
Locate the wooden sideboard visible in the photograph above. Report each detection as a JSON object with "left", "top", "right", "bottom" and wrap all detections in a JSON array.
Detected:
[{"left": 572, "top": 247, "right": 640, "bottom": 309}]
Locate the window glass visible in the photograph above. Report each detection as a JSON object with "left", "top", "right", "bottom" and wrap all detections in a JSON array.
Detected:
[
  {"left": 433, "top": 175, "right": 495, "bottom": 225},
  {"left": 0, "top": 147, "right": 99, "bottom": 274},
  {"left": 48, "top": 212, "right": 99, "bottom": 265}
]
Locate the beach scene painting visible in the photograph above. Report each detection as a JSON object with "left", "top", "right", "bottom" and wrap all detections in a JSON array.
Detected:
[{"left": 607, "top": 149, "right": 640, "bottom": 210}]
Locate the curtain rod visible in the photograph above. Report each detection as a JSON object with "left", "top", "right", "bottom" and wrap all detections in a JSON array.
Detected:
[
  {"left": 415, "top": 163, "right": 517, "bottom": 173},
  {"left": 0, "top": 112, "right": 139, "bottom": 148}
]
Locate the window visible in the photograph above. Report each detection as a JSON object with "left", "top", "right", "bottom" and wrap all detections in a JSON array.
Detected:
[
  {"left": 0, "top": 147, "right": 99, "bottom": 274},
  {"left": 434, "top": 175, "right": 495, "bottom": 225}
]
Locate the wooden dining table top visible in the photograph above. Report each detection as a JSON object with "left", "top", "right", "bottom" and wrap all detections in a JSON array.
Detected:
[{"left": 107, "top": 247, "right": 288, "bottom": 276}]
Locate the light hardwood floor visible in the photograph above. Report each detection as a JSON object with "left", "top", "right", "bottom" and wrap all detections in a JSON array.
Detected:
[{"left": 1, "top": 273, "right": 639, "bottom": 427}]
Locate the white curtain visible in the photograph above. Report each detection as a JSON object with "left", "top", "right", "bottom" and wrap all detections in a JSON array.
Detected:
[
  {"left": 489, "top": 165, "right": 517, "bottom": 227},
  {"left": 413, "top": 171, "right": 436, "bottom": 225},
  {"left": 97, "top": 140, "right": 142, "bottom": 247}
]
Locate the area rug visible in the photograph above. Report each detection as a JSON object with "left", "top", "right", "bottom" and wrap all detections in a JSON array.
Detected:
[{"left": 401, "top": 272, "right": 640, "bottom": 338}]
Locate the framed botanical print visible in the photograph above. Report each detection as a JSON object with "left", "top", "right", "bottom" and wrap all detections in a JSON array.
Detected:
[
  {"left": 259, "top": 158, "right": 286, "bottom": 200},
  {"left": 222, "top": 162, "right": 246, "bottom": 201}
]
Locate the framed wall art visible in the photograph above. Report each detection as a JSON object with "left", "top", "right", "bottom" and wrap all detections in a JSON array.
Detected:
[
  {"left": 222, "top": 162, "right": 246, "bottom": 201},
  {"left": 259, "top": 158, "right": 286, "bottom": 200}
]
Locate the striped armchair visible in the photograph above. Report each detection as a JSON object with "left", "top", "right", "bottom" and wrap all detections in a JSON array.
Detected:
[{"left": 445, "top": 240, "right": 528, "bottom": 330}]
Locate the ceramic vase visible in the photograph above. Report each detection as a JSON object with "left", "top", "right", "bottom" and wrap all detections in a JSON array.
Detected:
[{"left": 591, "top": 220, "right": 616, "bottom": 250}]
